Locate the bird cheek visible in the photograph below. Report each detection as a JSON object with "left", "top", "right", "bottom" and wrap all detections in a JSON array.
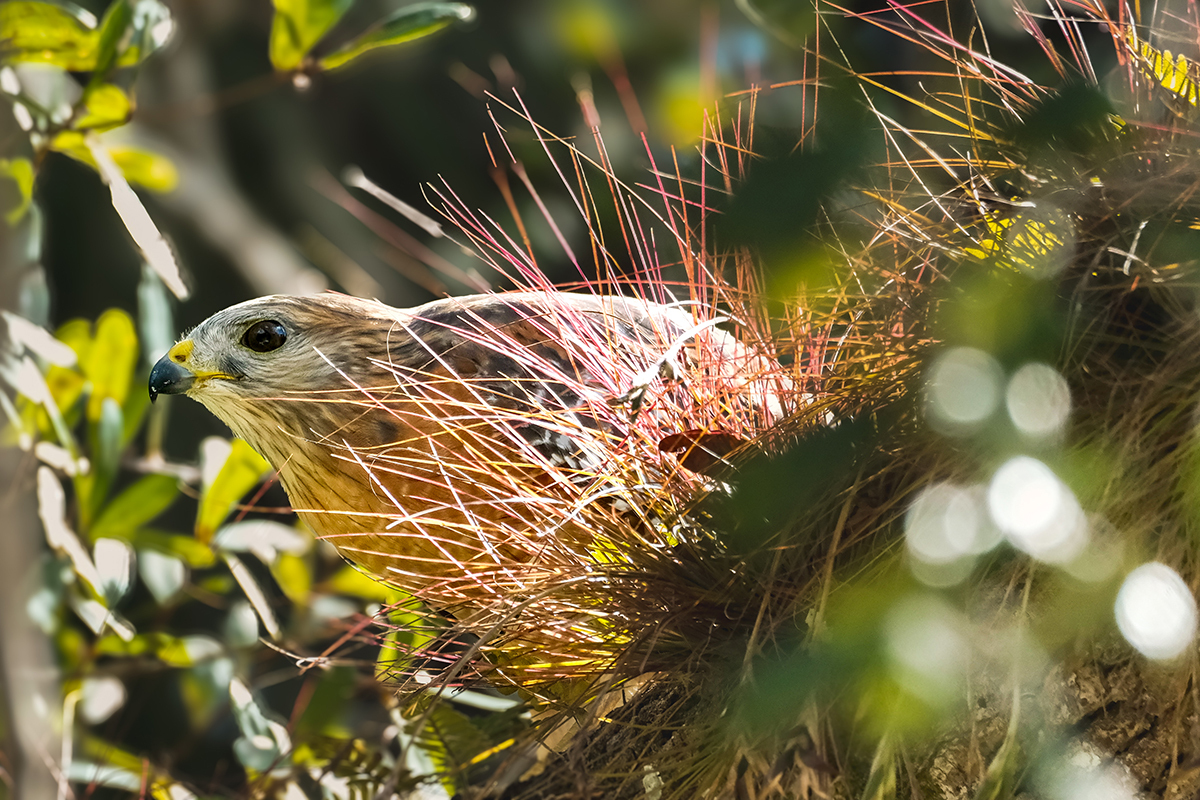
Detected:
[{"left": 218, "top": 354, "right": 249, "bottom": 381}]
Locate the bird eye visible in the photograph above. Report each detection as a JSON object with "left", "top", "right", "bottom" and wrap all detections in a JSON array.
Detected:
[{"left": 242, "top": 320, "right": 288, "bottom": 353}]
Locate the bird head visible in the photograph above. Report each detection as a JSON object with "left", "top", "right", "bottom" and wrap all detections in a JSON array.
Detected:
[{"left": 148, "top": 294, "right": 400, "bottom": 458}]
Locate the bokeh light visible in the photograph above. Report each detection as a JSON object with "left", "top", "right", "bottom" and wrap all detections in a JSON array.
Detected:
[
  {"left": 925, "top": 347, "right": 1004, "bottom": 432},
  {"left": 1006, "top": 362, "right": 1071, "bottom": 438},
  {"left": 1063, "top": 516, "right": 1124, "bottom": 584},
  {"left": 987, "top": 456, "right": 1087, "bottom": 562},
  {"left": 1114, "top": 562, "right": 1197, "bottom": 660},
  {"left": 1041, "top": 745, "right": 1137, "bottom": 800},
  {"left": 885, "top": 595, "right": 969, "bottom": 701},
  {"left": 905, "top": 482, "right": 1001, "bottom": 585}
]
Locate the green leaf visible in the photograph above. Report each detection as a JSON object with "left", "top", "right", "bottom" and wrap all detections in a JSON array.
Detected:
[
  {"left": 269, "top": 0, "right": 353, "bottom": 71},
  {"left": 0, "top": 0, "right": 170, "bottom": 72},
  {"left": 49, "top": 132, "right": 179, "bottom": 192},
  {"left": 75, "top": 84, "right": 132, "bottom": 131},
  {"left": 78, "top": 396, "right": 123, "bottom": 524},
  {"left": 318, "top": 2, "right": 474, "bottom": 72},
  {"left": 0, "top": 1, "right": 100, "bottom": 71},
  {"left": 196, "top": 439, "right": 270, "bottom": 543},
  {"left": 0, "top": 158, "right": 35, "bottom": 225},
  {"left": 89, "top": 0, "right": 133, "bottom": 85},
  {"left": 84, "top": 308, "right": 138, "bottom": 422},
  {"left": 91, "top": 474, "right": 180, "bottom": 538}
]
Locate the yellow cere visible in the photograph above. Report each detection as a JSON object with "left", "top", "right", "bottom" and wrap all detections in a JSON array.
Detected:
[{"left": 166, "top": 339, "right": 236, "bottom": 382}]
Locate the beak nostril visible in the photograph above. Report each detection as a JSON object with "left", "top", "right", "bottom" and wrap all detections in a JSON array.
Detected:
[{"left": 172, "top": 354, "right": 185, "bottom": 363}]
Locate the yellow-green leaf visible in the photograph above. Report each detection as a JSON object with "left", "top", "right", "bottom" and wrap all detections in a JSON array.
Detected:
[
  {"left": 32, "top": 378, "right": 84, "bottom": 436},
  {"left": 84, "top": 309, "right": 138, "bottom": 422},
  {"left": 75, "top": 84, "right": 132, "bottom": 131},
  {"left": 195, "top": 439, "right": 270, "bottom": 543},
  {"left": 269, "top": 0, "right": 353, "bottom": 71},
  {"left": 326, "top": 564, "right": 403, "bottom": 603},
  {"left": 49, "top": 132, "right": 178, "bottom": 192},
  {"left": 91, "top": 474, "right": 180, "bottom": 539},
  {"left": 0, "top": 1, "right": 100, "bottom": 71},
  {"left": 108, "top": 146, "right": 178, "bottom": 192},
  {"left": 318, "top": 2, "right": 474, "bottom": 72},
  {"left": 0, "top": 158, "right": 35, "bottom": 225},
  {"left": 271, "top": 551, "right": 311, "bottom": 604},
  {"left": 55, "top": 317, "right": 94, "bottom": 360},
  {"left": 96, "top": 631, "right": 194, "bottom": 667}
]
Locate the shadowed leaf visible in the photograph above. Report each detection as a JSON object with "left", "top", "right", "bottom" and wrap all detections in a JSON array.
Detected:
[
  {"left": 318, "top": 2, "right": 474, "bottom": 72},
  {"left": 91, "top": 473, "right": 180, "bottom": 538}
]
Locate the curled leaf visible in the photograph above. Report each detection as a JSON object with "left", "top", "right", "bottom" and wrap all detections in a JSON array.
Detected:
[
  {"left": 91, "top": 473, "right": 180, "bottom": 538},
  {"left": 318, "top": 2, "right": 475, "bottom": 72}
]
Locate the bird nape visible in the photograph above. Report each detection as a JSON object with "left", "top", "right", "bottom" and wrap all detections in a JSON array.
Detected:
[{"left": 148, "top": 289, "right": 797, "bottom": 694}]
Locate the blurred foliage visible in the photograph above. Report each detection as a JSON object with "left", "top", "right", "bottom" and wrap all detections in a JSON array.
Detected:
[{"left": 9, "top": 0, "right": 1200, "bottom": 799}]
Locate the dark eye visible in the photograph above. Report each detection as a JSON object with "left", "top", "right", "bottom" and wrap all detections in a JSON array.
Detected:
[{"left": 241, "top": 320, "right": 287, "bottom": 353}]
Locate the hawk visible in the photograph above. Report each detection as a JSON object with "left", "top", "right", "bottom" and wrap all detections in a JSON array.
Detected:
[{"left": 149, "top": 292, "right": 789, "bottom": 627}]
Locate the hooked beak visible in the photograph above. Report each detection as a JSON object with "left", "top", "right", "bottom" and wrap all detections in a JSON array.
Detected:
[
  {"left": 149, "top": 340, "right": 238, "bottom": 402},
  {"left": 149, "top": 341, "right": 196, "bottom": 402}
]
